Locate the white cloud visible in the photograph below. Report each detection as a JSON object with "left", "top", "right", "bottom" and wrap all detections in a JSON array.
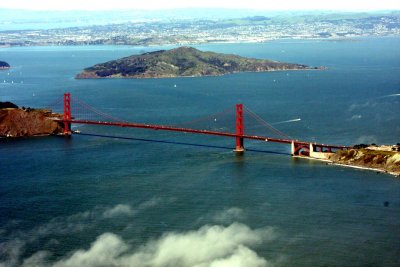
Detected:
[
  {"left": 53, "top": 233, "right": 128, "bottom": 267},
  {"left": 102, "top": 204, "right": 136, "bottom": 218},
  {"left": 21, "top": 251, "right": 51, "bottom": 267},
  {"left": 0, "top": 200, "right": 165, "bottom": 267},
  {"left": 211, "top": 207, "right": 246, "bottom": 223},
  {"left": 137, "top": 197, "right": 166, "bottom": 210},
  {"left": 15, "top": 223, "right": 277, "bottom": 267},
  {"left": 102, "top": 198, "right": 165, "bottom": 218},
  {"left": 136, "top": 223, "right": 267, "bottom": 266},
  {"left": 1, "top": 200, "right": 276, "bottom": 267},
  {"left": 196, "top": 207, "right": 246, "bottom": 226},
  {"left": 206, "top": 246, "right": 270, "bottom": 267},
  {"left": 0, "top": 239, "right": 25, "bottom": 267},
  {"left": 32, "top": 204, "right": 134, "bottom": 237},
  {"left": 350, "top": 114, "right": 362, "bottom": 120}
]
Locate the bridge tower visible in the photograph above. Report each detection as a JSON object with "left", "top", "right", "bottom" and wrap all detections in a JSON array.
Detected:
[
  {"left": 63, "top": 92, "right": 71, "bottom": 135},
  {"left": 234, "top": 104, "right": 244, "bottom": 153}
]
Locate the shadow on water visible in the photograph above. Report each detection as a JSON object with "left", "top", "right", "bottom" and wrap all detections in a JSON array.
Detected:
[
  {"left": 61, "top": 134, "right": 73, "bottom": 149},
  {"left": 74, "top": 132, "right": 290, "bottom": 156}
]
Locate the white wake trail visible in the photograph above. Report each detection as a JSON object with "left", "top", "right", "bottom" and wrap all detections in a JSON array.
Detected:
[
  {"left": 272, "top": 118, "right": 301, "bottom": 125},
  {"left": 381, "top": 93, "right": 400, "bottom": 98}
]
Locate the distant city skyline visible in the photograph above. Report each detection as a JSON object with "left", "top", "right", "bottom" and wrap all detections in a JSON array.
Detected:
[{"left": 1, "top": 0, "right": 400, "bottom": 11}]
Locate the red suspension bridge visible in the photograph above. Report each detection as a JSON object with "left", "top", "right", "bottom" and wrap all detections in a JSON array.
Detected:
[{"left": 53, "top": 93, "right": 350, "bottom": 157}]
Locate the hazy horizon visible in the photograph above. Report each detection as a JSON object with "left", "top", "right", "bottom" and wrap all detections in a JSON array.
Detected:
[{"left": 1, "top": 0, "right": 400, "bottom": 11}]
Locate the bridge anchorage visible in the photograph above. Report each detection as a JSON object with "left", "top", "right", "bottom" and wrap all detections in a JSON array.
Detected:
[
  {"left": 60, "top": 93, "right": 350, "bottom": 158},
  {"left": 290, "top": 141, "right": 350, "bottom": 160}
]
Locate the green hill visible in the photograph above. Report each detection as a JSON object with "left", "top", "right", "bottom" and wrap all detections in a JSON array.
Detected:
[{"left": 76, "top": 47, "right": 318, "bottom": 79}]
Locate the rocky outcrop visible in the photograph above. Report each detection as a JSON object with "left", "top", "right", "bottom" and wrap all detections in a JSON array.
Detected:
[
  {"left": 329, "top": 148, "right": 400, "bottom": 176},
  {"left": 0, "top": 108, "right": 64, "bottom": 138},
  {"left": 0, "top": 60, "right": 10, "bottom": 69}
]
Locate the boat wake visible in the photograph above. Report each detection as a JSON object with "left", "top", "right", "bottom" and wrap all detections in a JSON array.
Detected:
[{"left": 272, "top": 118, "right": 301, "bottom": 125}]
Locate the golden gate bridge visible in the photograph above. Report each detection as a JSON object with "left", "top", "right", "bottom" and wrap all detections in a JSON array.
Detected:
[{"left": 51, "top": 93, "right": 350, "bottom": 157}]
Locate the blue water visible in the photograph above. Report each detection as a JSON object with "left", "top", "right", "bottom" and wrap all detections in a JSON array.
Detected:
[{"left": 0, "top": 38, "right": 399, "bottom": 267}]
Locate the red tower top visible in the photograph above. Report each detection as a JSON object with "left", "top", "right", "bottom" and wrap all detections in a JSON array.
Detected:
[
  {"left": 235, "top": 104, "right": 244, "bottom": 152},
  {"left": 63, "top": 93, "right": 71, "bottom": 135}
]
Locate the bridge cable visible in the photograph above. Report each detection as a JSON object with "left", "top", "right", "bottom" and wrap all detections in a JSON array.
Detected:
[
  {"left": 71, "top": 96, "right": 128, "bottom": 123},
  {"left": 174, "top": 106, "right": 234, "bottom": 129},
  {"left": 244, "top": 107, "right": 292, "bottom": 139}
]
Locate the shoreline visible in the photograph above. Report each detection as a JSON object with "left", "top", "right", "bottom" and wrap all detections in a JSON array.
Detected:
[
  {"left": 293, "top": 155, "right": 400, "bottom": 177},
  {"left": 0, "top": 36, "right": 396, "bottom": 50},
  {"left": 75, "top": 68, "right": 322, "bottom": 80},
  {"left": 329, "top": 162, "right": 400, "bottom": 177}
]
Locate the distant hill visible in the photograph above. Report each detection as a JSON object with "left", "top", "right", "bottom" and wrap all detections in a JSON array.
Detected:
[
  {"left": 0, "top": 61, "right": 10, "bottom": 69},
  {"left": 0, "top": 101, "right": 18, "bottom": 109},
  {"left": 76, "top": 47, "right": 318, "bottom": 79}
]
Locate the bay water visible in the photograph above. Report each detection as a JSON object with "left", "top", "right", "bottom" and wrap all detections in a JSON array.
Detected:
[{"left": 0, "top": 38, "right": 399, "bottom": 266}]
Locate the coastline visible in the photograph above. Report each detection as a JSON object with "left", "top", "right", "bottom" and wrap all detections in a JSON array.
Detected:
[
  {"left": 329, "top": 161, "right": 400, "bottom": 177},
  {"left": 293, "top": 155, "right": 400, "bottom": 177},
  {"left": 75, "top": 67, "right": 323, "bottom": 80},
  {"left": 0, "top": 35, "right": 396, "bottom": 49},
  {"left": 0, "top": 108, "right": 64, "bottom": 138}
]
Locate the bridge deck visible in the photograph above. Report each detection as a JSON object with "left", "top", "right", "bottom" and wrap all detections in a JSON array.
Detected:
[{"left": 67, "top": 119, "right": 350, "bottom": 150}]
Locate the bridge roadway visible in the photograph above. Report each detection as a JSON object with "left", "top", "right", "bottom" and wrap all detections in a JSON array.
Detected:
[{"left": 69, "top": 119, "right": 350, "bottom": 150}]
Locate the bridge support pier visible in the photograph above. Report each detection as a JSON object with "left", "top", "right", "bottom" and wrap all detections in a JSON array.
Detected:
[
  {"left": 291, "top": 141, "right": 310, "bottom": 157},
  {"left": 63, "top": 92, "right": 72, "bottom": 136},
  {"left": 234, "top": 104, "right": 244, "bottom": 153},
  {"left": 291, "top": 141, "right": 295, "bottom": 156}
]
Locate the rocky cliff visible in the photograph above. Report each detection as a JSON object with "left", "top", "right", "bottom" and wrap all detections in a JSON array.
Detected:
[
  {"left": 0, "top": 107, "right": 64, "bottom": 138},
  {"left": 329, "top": 147, "right": 400, "bottom": 176}
]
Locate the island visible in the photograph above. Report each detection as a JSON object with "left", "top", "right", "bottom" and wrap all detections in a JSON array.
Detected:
[
  {"left": 76, "top": 47, "right": 320, "bottom": 79},
  {"left": 0, "top": 102, "right": 64, "bottom": 138},
  {"left": 0, "top": 61, "right": 10, "bottom": 69}
]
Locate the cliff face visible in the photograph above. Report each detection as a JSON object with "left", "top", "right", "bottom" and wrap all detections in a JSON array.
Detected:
[
  {"left": 0, "top": 108, "right": 64, "bottom": 138},
  {"left": 329, "top": 148, "right": 400, "bottom": 176},
  {"left": 76, "top": 46, "right": 318, "bottom": 79}
]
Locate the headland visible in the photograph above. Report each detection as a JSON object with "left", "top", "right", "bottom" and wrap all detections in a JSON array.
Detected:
[
  {"left": 328, "top": 145, "right": 400, "bottom": 176},
  {"left": 298, "top": 144, "right": 400, "bottom": 177},
  {"left": 0, "top": 61, "right": 10, "bottom": 69},
  {"left": 0, "top": 102, "right": 64, "bottom": 138}
]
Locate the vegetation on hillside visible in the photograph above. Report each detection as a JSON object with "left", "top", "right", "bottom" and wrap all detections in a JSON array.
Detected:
[
  {"left": 330, "top": 148, "right": 400, "bottom": 175},
  {"left": 76, "top": 47, "right": 316, "bottom": 79}
]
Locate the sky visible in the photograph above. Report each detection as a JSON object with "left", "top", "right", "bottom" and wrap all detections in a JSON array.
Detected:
[{"left": 1, "top": 0, "right": 400, "bottom": 11}]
